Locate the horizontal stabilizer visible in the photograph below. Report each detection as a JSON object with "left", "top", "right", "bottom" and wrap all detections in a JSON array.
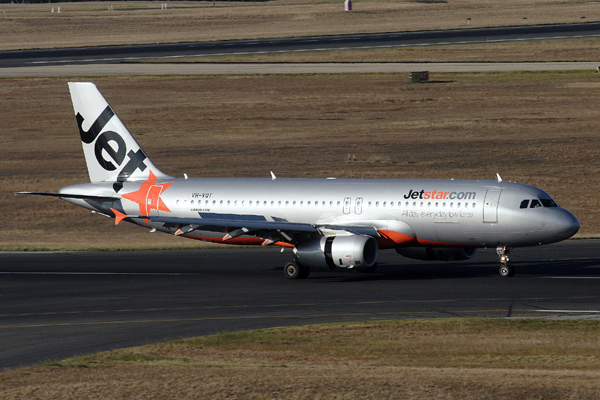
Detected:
[{"left": 19, "top": 191, "right": 120, "bottom": 201}]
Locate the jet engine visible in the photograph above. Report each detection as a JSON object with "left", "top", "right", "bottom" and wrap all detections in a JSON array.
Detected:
[
  {"left": 396, "top": 247, "right": 477, "bottom": 261},
  {"left": 294, "top": 235, "right": 378, "bottom": 269}
]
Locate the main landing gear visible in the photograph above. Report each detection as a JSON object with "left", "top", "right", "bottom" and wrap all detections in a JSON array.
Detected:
[
  {"left": 284, "top": 261, "right": 311, "bottom": 279},
  {"left": 283, "top": 261, "right": 377, "bottom": 279},
  {"left": 496, "top": 246, "right": 515, "bottom": 277}
]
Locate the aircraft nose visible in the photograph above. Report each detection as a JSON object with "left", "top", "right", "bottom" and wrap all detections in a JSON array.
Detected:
[{"left": 555, "top": 209, "right": 579, "bottom": 239}]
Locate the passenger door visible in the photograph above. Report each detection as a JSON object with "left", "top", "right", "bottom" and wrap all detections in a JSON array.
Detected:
[{"left": 483, "top": 189, "right": 501, "bottom": 223}]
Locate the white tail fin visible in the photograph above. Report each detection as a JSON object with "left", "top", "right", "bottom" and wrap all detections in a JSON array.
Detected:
[{"left": 68, "top": 82, "right": 171, "bottom": 184}]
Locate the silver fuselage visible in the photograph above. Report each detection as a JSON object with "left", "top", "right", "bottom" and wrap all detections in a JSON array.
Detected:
[{"left": 61, "top": 177, "right": 579, "bottom": 249}]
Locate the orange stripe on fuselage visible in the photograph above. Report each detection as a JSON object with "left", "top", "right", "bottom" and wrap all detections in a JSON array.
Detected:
[
  {"left": 376, "top": 229, "right": 416, "bottom": 249},
  {"left": 377, "top": 230, "right": 481, "bottom": 249}
]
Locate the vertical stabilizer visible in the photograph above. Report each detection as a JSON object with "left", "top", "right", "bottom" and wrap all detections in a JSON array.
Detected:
[{"left": 68, "top": 82, "right": 172, "bottom": 184}]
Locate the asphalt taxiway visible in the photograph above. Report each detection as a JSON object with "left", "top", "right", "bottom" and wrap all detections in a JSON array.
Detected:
[
  {"left": 2, "top": 22, "right": 599, "bottom": 68},
  {"left": 1, "top": 240, "right": 599, "bottom": 370}
]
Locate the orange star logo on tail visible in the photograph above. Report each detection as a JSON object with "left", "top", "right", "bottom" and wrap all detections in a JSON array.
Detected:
[{"left": 121, "top": 170, "right": 174, "bottom": 225}]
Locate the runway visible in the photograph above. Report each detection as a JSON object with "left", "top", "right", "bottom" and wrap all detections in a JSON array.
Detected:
[
  {"left": 2, "top": 22, "right": 599, "bottom": 68},
  {"left": 3, "top": 21, "right": 598, "bottom": 78},
  {"left": 1, "top": 240, "right": 599, "bottom": 370}
]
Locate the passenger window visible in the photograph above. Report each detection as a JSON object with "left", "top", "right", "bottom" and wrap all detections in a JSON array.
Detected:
[
  {"left": 520, "top": 200, "right": 529, "bottom": 209},
  {"left": 530, "top": 199, "right": 542, "bottom": 208}
]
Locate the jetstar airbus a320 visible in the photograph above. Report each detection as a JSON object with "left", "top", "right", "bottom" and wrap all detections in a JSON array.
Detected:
[{"left": 21, "top": 83, "right": 580, "bottom": 279}]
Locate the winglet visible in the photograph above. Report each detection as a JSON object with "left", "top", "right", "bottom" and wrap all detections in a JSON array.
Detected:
[{"left": 111, "top": 208, "right": 127, "bottom": 225}]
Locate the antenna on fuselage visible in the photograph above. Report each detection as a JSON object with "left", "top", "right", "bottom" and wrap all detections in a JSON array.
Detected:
[{"left": 496, "top": 173, "right": 503, "bottom": 183}]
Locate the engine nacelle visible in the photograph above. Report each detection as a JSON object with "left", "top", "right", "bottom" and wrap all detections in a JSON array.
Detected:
[
  {"left": 294, "top": 235, "right": 378, "bottom": 269},
  {"left": 396, "top": 247, "right": 477, "bottom": 261}
]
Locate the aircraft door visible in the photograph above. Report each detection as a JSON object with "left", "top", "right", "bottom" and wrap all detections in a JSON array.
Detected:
[
  {"left": 146, "top": 185, "right": 164, "bottom": 217},
  {"left": 343, "top": 197, "right": 351, "bottom": 214},
  {"left": 483, "top": 189, "right": 501, "bottom": 223},
  {"left": 355, "top": 197, "right": 363, "bottom": 215}
]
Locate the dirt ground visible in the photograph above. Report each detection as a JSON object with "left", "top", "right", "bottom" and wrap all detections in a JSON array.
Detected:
[
  {"left": 1, "top": 72, "right": 598, "bottom": 250},
  {"left": 1, "top": 0, "right": 599, "bottom": 51},
  {"left": 2, "top": 319, "right": 600, "bottom": 399}
]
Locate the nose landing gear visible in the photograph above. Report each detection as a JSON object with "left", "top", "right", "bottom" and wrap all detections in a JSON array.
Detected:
[{"left": 497, "top": 246, "right": 515, "bottom": 277}]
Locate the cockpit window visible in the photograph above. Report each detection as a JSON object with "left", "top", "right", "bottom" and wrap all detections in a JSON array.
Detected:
[
  {"left": 520, "top": 200, "right": 529, "bottom": 209},
  {"left": 540, "top": 199, "right": 558, "bottom": 207},
  {"left": 530, "top": 199, "right": 542, "bottom": 208}
]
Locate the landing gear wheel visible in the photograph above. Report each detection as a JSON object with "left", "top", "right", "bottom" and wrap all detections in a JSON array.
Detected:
[
  {"left": 499, "top": 264, "right": 515, "bottom": 277},
  {"left": 284, "top": 261, "right": 310, "bottom": 279}
]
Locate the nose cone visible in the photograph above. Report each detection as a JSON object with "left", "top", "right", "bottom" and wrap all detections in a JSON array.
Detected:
[{"left": 555, "top": 208, "right": 580, "bottom": 240}]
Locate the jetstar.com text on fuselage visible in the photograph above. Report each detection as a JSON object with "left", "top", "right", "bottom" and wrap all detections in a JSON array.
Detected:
[{"left": 404, "top": 189, "right": 477, "bottom": 200}]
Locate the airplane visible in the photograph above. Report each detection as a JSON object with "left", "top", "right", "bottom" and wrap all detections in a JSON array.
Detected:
[{"left": 21, "top": 82, "right": 580, "bottom": 279}]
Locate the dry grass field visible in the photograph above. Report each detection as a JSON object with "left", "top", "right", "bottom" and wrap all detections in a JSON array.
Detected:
[
  {"left": 1, "top": 0, "right": 599, "bottom": 51},
  {"left": 1, "top": 72, "right": 598, "bottom": 250},
  {"left": 2, "top": 319, "right": 600, "bottom": 399}
]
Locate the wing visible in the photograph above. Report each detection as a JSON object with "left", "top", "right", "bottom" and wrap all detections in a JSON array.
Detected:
[{"left": 147, "top": 212, "right": 380, "bottom": 246}]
